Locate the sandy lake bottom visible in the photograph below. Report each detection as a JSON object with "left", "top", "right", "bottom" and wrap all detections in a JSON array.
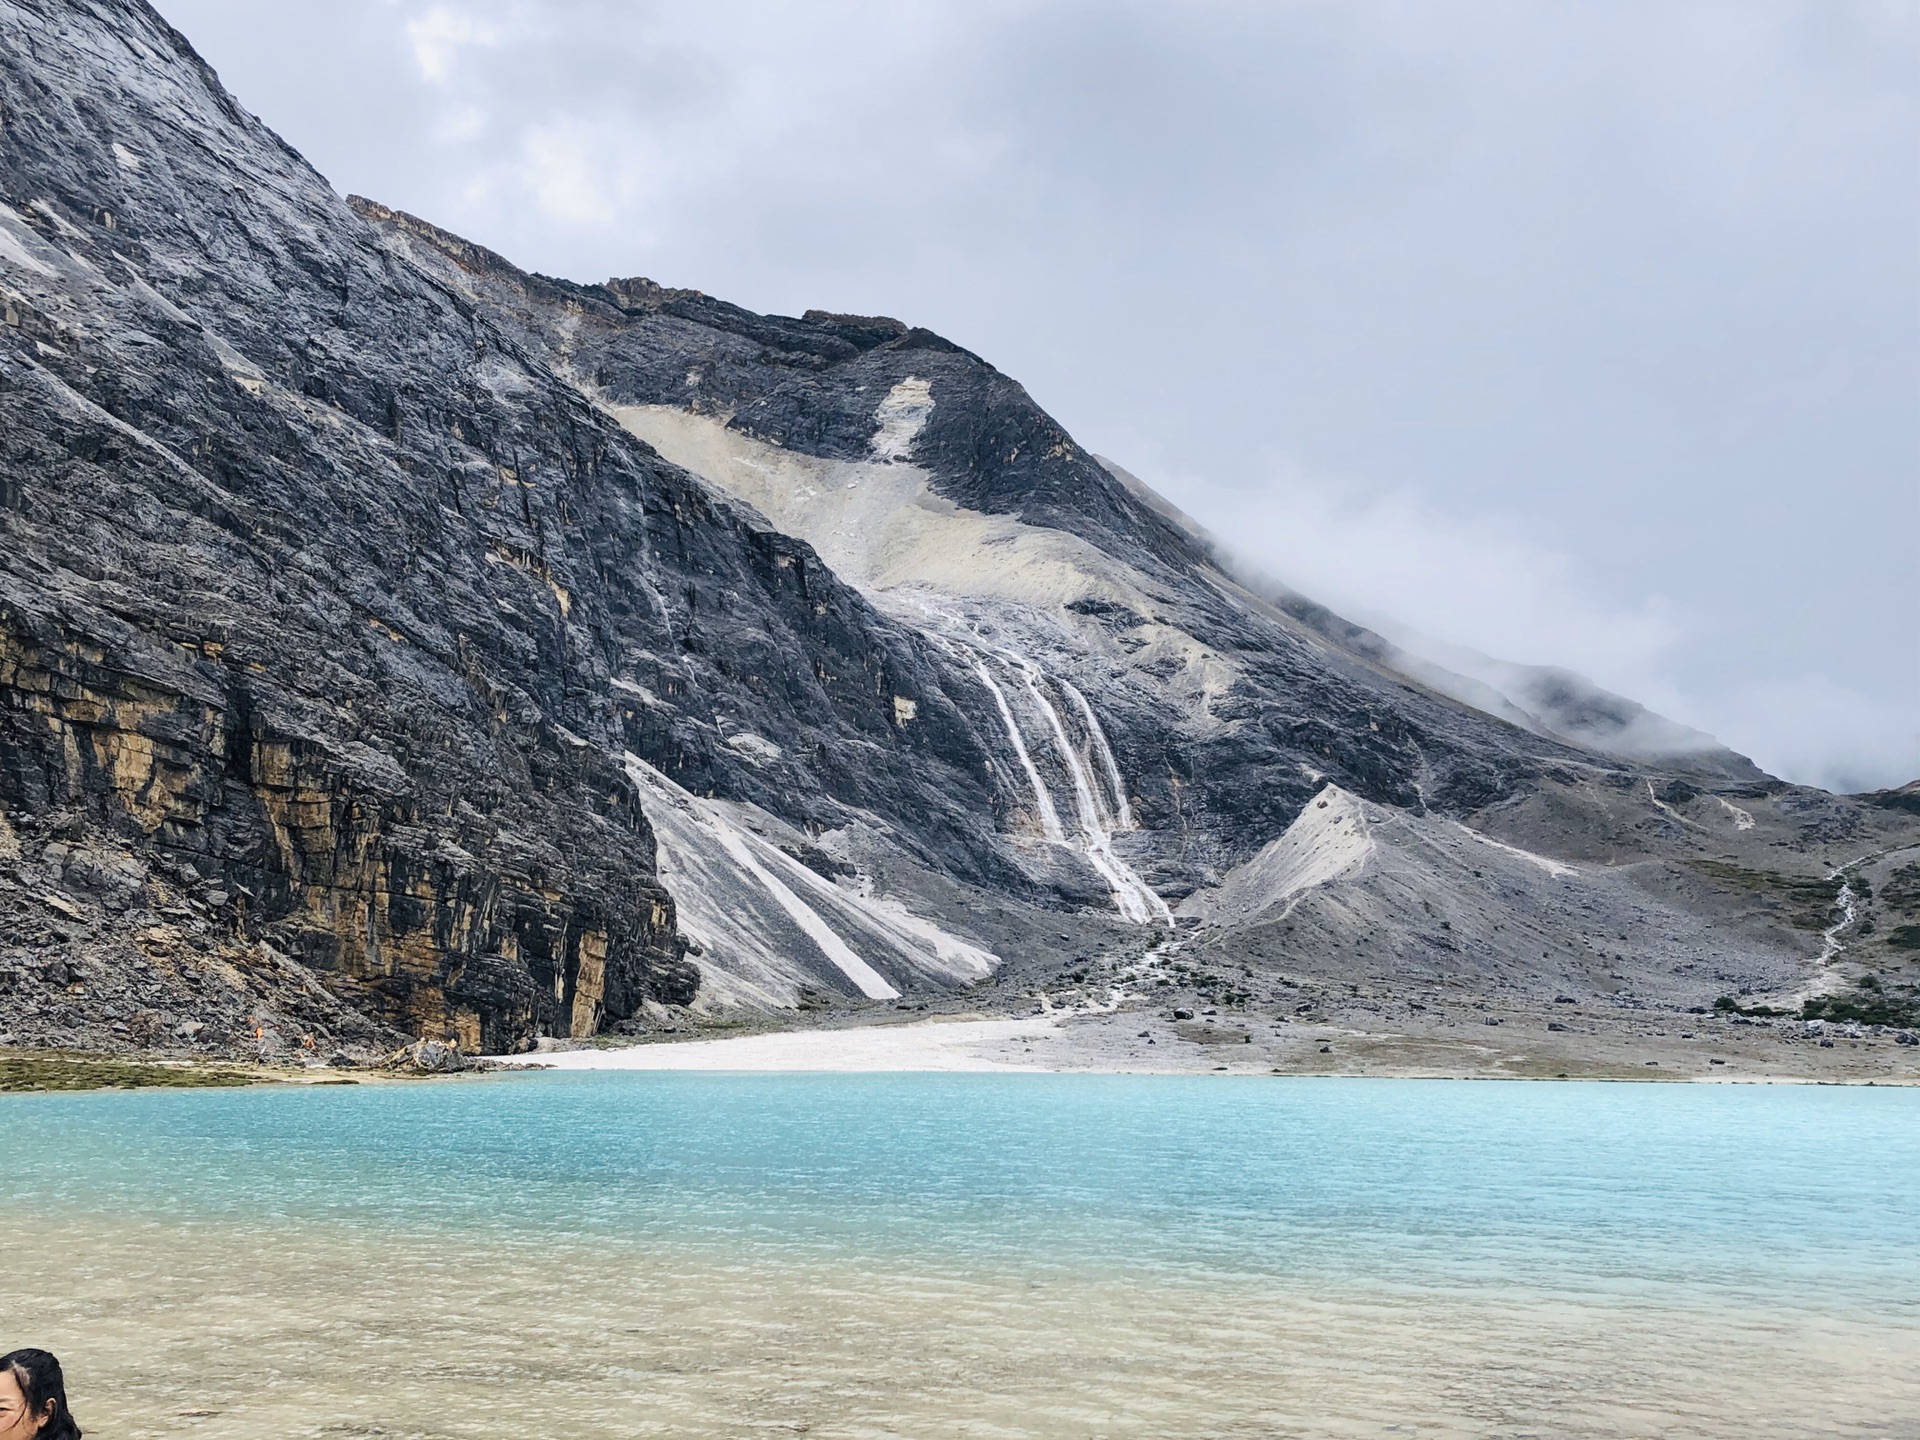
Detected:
[{"left": 4, "top": 1073, "right": 1916, "bottom": 1438}]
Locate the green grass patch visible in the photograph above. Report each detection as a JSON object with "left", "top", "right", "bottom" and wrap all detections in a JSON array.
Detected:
[
  {"left": 1801, "top": 992, "right": 1920, "bottom": 1028},
  {"left": 1686, "top": 860, "right": 1844, "bottom": 931},
  {"left": 0, "top": 1052, "right": 261, "bottom": 1093},
  {"left": 1716, "top": 987, "right": 1920, "bottom": 1027},
  {"left": 1714, "top": 996, "right": 1787, "bottom": 1018}
]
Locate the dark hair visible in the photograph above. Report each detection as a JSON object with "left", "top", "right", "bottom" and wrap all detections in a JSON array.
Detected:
[{"left": 0, "top": 1350, "right": 81, "bottom": 1440}]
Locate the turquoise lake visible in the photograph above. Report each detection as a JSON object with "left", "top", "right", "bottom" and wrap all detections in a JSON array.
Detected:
[{"left": 5, "top": 1074, "right": 1917, "bottom": 1438}]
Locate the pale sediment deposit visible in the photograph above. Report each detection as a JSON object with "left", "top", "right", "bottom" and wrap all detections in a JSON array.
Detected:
[
  {"left": 509, "top": 1005, "right": 1920, "bottom": 1084},
  {"left": 512, "top": 1017, "right": 1056, "bottom": 1072}
]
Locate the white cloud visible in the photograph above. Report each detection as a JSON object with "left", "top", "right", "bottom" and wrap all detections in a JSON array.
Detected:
[
  {"left": 1693, "top": 677, "right": 1920, "bottom": 797},
  {"left": 404, "top": 3, "right": 503, "bottom": 86},
  {"left": 1180, "top": 461, "right": 1682, "bottom": 686},
  {"left": 429, "top": 103, "right": 488, "bottom": 143},
  {"left": 515, "top": 118, "right": 622, "bottom": 226},
  {"left": 1160, "top": 457, "right": 1920, "bottom": 791}
]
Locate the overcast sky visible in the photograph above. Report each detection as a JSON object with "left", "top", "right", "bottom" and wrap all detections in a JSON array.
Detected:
[{"left": 153, "top": 0, "right": 1919, "bottom": 792}]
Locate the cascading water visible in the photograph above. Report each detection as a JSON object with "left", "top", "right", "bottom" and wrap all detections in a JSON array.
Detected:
[
  {"left": 974, "top": 660, "right": 1066, "bottom": 843},
  {"left": 978, "top": 647, "right": 1171, "bottom": 927},
  {"left": 1818, "top": 875, "right": 1857, "bottom": 966},
  {"left": 1063, "top": 678, "right": 1135, "bottom": 830},
  {"left": 1010, "top": 657, "right": 1100, "bottom": 823}
]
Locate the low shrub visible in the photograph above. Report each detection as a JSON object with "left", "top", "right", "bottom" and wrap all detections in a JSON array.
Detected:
[{"left": 1800, "top": 991, "right": 1920, "bottom": 1028}]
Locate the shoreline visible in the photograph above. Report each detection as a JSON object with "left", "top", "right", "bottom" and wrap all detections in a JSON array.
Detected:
[
  {"left": 497, "top": 1009, "right": 1920, "bottom": 1085},
  {"left": 503, "top": 1017, "right": 1058, "bottom": 1073},
  {"left": 6, "top": 1007, "right": 1915, "bottom": 1091}
]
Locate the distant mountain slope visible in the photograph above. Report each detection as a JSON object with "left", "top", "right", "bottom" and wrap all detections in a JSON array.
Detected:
[
  {"left": 1, "top": 0, "right": 1914, "bottom": 1062},
  {"left": 363, "top": 204, "right": 1618, "bottom": 841},
  {"left": 1088, "top": 456, "right": 1763, "bottom": 779},
  {"left": 361, "top": 201, "right": 1919, "bottom": 1017}
]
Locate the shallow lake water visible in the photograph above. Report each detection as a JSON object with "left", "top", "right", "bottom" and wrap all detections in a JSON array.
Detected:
[{"left": 4, "top": 1073, "right": 1917, "bottom": 1438}]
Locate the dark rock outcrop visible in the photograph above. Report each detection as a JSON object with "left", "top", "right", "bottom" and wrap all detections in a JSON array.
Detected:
[{"left": 0, "top": 0, "right": 1011, "bottom": 1049}]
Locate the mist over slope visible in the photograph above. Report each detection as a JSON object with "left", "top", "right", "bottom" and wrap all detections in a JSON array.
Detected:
[{"left": 1, "top": 0, "right": 1915, "bottom": 1062}]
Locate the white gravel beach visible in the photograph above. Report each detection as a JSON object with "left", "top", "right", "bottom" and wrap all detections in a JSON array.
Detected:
[
  {"left": 498, "top": 1006, "right": 1920, "bottom": 1082},
  {"left": 505, "top": 1017, "right": 1062, "bottom": 1072}
]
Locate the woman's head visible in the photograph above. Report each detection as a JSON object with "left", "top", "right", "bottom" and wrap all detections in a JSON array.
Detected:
[{"left": 0, "top": 1351, "right": 80, "bottom": 1440}]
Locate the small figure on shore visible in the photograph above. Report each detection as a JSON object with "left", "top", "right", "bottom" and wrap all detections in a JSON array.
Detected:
[{"left": 0, "top": 1350, "right": 81, "bottom": 1439}]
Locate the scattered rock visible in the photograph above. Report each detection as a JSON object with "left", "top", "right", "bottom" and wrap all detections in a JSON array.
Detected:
[
  {"left": 39, "top": 894, "right": 87, "bottom": 922},
  {"left": 385, "top": 1039, "right": 470, "bottom": 1074}
]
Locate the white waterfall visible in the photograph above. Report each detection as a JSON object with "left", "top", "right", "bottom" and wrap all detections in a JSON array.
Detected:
[
  {"left": 1818, "top": 876, "right": 1857, "bottom": 966},
  {"left": 978, "top": 647, "right": 1170, "bottom": 927},
  {"left": 974, "top": 660, "right": 1066, "bottom": 842},
  {"left": 1063, "top": 678, "right": 1135, "bottom": 830},
  {"left": 1010, "top": 654, "right": 1110, "bottom": 836}
]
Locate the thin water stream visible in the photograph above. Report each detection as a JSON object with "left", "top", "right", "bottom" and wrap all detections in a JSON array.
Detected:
[
  {"left": 1064, "top": 676, "right": 1136, "bottom": 830},
  {"left": 975, "top": 656, "right": 1067, "bottom": 843},
  {"left": 969, "top": 644, "right": 1168, "bottom": 925}
]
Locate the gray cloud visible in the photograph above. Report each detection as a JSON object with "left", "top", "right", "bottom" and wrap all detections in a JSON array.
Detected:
[{"left": 156, "top": 0, "right": 1920, "bottom": 790}]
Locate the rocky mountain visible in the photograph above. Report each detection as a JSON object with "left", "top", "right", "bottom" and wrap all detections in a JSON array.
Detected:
[{"left": 2, "top": 0, "right": 1915, "bottom": 1062}]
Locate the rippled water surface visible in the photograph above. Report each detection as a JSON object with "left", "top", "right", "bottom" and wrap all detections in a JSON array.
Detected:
[{"left": 5, "top": 1073, "right": 1917, "bottom": 1438}]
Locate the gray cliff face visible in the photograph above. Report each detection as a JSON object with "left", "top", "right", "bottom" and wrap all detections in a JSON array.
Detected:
[
  {"left": 2, "top": 0, "right": 1915, "bottom": 1061},
  {"left": 359, "top": 206, "right": 1595, "bottom": 849},
  {"left": 0, "top": 0, "right": 1015, "bottom": 1051}
]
